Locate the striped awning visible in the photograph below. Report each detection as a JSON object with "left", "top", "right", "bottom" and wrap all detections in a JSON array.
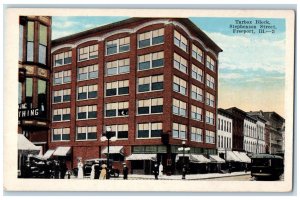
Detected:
[
  {"left": 43, "top": 149, "right": 55, "bottom": 159},
  {"left": 233, "top": 151, "right": 251, "bottom": 163},
  {"left": 126, "top": 154, "right": 157, "bottom": 161},
  {"left": 209, "top": 155, "right": 226, "bottom": 163},
  {"left": 225, "top": 151, "right": 242, "bottom": 162},
  {"left": 176, "top": 154, "right": 211, "bottom": 163},
  {"left": 101, "top": 146, "right": 124, "bottom": 155},
  {"left": 53, "top": 146, "right": 71, "bottom": 156}
]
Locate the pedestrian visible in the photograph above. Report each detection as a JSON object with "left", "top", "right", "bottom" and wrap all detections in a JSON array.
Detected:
[
  {"left": 54, "top": 160, "right": 60, "bottom": 179},
  {"left": 123, "top": 163, "right": 128, "bottom": 180},
  {"left": 60, "top": 160, "right": 67, "bottom": 179},
  {"left": 182, "top": 165, "right": 187, "bottom": 179},
  {"left": 77, "top": 159, "right": 84, "bottom": 179},
  {"left": 99, "top": 164, "right": 107, "bottom": 180},
  {"left": 228, "top": 163, "right": 232, "bottom": 174},
  {"left": 153, "top": 163, "right": 159, "bottom": 180},
  {"left": 159, "top": 162, "right": 163, "bottom": 177},
  {"left": 90, "top": 163, "right": 95, "bottom": 180},
  {"left": 94, "top": 162, "right": 100, "bottom": 179}
]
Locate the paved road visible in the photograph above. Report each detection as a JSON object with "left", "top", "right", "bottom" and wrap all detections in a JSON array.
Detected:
[{"left": 208, "top": 174, "right": 251, "bottom": 181}]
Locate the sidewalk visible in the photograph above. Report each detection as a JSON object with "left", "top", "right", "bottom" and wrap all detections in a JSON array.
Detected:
[
  {"left": 125, "top": 171, "right": 251, "bottom": 180},
  {"left": 68, "top": 171, "right": 250, "bottom": 180}
]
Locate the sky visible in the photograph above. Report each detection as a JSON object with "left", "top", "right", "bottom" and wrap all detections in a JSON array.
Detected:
[{"left": 52, "top": 16, "right": 286, "bottom": 117}]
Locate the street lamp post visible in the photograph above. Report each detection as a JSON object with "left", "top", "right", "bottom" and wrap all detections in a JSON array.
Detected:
[
  {"left": 178, "top": 141, "right": 190, "bottom": 179},
  {"left": 101, "top": 126, "right": 117, "bottom": 179}
]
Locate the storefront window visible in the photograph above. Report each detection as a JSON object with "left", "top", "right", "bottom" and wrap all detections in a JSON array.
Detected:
[
  {"left": 38, "top": 79, "right": 47, "bottom": 117},
  {"left": 18, "top": 82, "right": 22, "bottom": 104},
  {"left": 25, "top": 78, "right": 33, "bottom": 108}
]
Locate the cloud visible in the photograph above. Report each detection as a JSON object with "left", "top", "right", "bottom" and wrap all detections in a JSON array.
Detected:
[
  {"left": 219, "top": 73, "right": 244, "bottom": 80},
  {"left": 208, "top": 32, "right": 286, "bottom": 73}
]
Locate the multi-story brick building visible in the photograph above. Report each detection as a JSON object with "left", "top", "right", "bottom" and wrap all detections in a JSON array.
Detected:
[
  {"left": 18, "top": 16, "right": 52, "bottom": 153},
  {"left": 247, "top": 111, "right": 266, "bottom": 154},
  {"left": 48, "top": 18, "right": 222, "bottom": 174}
]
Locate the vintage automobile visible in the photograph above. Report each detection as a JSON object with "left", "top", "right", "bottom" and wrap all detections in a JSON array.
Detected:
[{"left": 251, "top": 154, "right": 284, "bottom": 180}]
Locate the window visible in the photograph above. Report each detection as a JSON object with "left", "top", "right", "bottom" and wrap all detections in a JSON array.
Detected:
[
  {"left": 106, "top": 37, "right": 130, "bottom": 55},
  {"left": 138, "top": 75, "right": 163, "bottom": 93},
  {"left": 191, "top": 85, "right": 203, "bottom": 102},
  {"left": 78, "top": 85, "right": 98, "bottom": 100},
  {"left": 77, "top": 126, "right": 97, "bottom": 140},
  {"left": 174, "top": 30, "right": 188, "bottom": 52},
  {"left": 106, "top": 124, "right": 128, "bottom": 139},
  {"left": 191, "top": 105, "right": 202, "bottom": 121},
  {"left": 218, "top": 118, "right": 220, "bottom": 130},
  {"left": 53, "top": 89, "right": 71, "bottom": 103},
  {"left": 105, "top": 80, "right": 129, "bottom": 97},
  {"left": 54, "top": 51, "right": 72, "bottom": 66},
  {"left": 77, "top": 65, "right": 98, "bottom": 81},
  {"left": 27, "top": 21, "right": 34, "bottom": 62},
  {"left": 78, "top": 44, "right": 98, "bottom": 61},
  {"left": 172, "top": 98, "right": 187, "bottom": 117},
  {"left": 206, "top": 55, "right": 216, "bottom": 72},
  {"left": 138, "top": 28, "right": 164, "bottom": 48},
  {"left": 172, "top": 123, "right": 187, "bottom": 139},
  {"left": 52, "top": 128, "right": 70, "bottom": 141},
  {"left": 106, "top": 58, "right": 130, "bottom": 76},
  {"left": 173, "top": 76, "right": 187, "bottom": 95},
  {"left": 174, "top": 53, "right": 187, "bottom": 73},
  {"left": 137, "top": 98, "right": 163, "bottom": 115},
  {"left": 105, "top": 102, "right": 129, "bottom": 117},
  {"left": 18, "top": 82, "right": 22, "bottom": 104},
  {"left": 206, "top": 111, "right": 214, "bottom": 125},
  {"left": 53, "top": 70, "right": 71, "bottom": 85},
  {"left": 206, "top": 74, "right": 215, "bottom": 89},
  {"left": 138, "top": 51, "right": 164, "bottom": 70},
  {"left": 39, "top": 24, "right": 47, "bottom": 64},
  {"left": 25, "top": 78, "right": 33, "bottom": 108},
  {"left": 191, "top": 64, "right": 203, "bottom": 82},
  {"left": 53, "top": 108, "right": 70, "bottom": 122},
  {"left": 192, "top": 44, "right": 203, "bottom": 63},
  {"left": 37, "top": 79, "right": 47, "bottom": 117},
  {"left": 77, "top": 105, "right": 97, "bottom": 120},
  {"left": 19, "top": 25, "right": 24, "bottom": 61},
  {"left": 191, "top": 127, "right": 203, "bottom": 142},
  {"left": 206, "top": 130, "right": 215, "bottom": 144},
  {"left": 206, "top": 92, "right": 215, "bottom": 107},
  {"left": 137, "top": 122, "right": 162, "bottom": 138}
]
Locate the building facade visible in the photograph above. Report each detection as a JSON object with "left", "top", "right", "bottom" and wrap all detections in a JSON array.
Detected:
[
  {"left": 225, "top": 107, "right": 247, "bottom": 152},
  {"left": 49, "top": 18, "right": 222, "bottom": 174},
  {"left": 261, "top": 112, "right": 285, "bottom": 155},
  {"left": 217, "top": 108, "right": 233, "bottom": 158},
  {"left": 243, "top": 115, "right": 257, "bottom": 154},
  {"left": 18, "top": 16, "right": 52, "bottom": 153}
]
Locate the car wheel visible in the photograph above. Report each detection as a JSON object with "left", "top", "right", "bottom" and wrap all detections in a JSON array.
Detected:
[{"left": 114, "top": 172, "right": 119, "bottom": 178}]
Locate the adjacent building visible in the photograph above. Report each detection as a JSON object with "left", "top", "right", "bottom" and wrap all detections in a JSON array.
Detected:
[
  {"left": 48, "top": 18, "right": 222, "bottom": 174},
  {"left": 216, "top": 108, "right": 233, "bottom": 158},
  {"left": 18, "top": 16, "right": 52, "bottom": 153},
  {"left": 250, "top": 111, "right": 285, "bottom": 155}
]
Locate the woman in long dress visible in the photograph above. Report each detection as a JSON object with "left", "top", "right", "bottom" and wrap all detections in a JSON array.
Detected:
[
  {"left": 90, "top": 164, "right": 95, "bottom": 179},
  {"left": 77, "top": 160, "right": 84, "bottom": 179},
  {"left": 99, "top": 164, "right": 107, "bottom": 180}
]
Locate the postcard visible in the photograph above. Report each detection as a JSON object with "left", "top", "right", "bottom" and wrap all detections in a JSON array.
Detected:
[{"left": 3, "top": 8, "right": 295, "bottom": 192}]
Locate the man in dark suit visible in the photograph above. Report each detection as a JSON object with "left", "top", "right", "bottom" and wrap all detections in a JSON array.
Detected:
[{"left": 123, "top": 163, "right": 128, "bottom": 180}]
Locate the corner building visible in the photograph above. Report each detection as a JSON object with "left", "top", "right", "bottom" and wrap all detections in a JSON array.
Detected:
[
  {"left": 18, "top": 16, "right": 52, "bottom": 153},
  {"left": 50, "top": 18, "right": 222, "bottom": 174}
]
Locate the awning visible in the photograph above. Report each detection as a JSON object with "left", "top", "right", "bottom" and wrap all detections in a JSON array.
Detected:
[
  {"left": 234, "top": 151, "right": 251, "bottom": 163},
  {"left": 210, "top": 155, "right": 226, "bottom": 163},
  {"left": 101, "top": 146, "right": 124, "bottom": 155},
  {"left": 53, "top": 146, "right": 71, "bottom": 156},
  {"left": 43, "top": 149, "right": 55, "bottom": 159},
  {"left": 225, "top": 151, "right": 242, "bottom": 162},
  {"left": 190, "top": 154, "right": 211, "bottom": 163},
  {"left": 18, "top": 134, "right": 40, "bottom": 155},
  {"left": 176, "top": 154, "right": 211, "bottom": 163},
  {"left": 126, "top": 154, "right": 157, "bottom": 161}
]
